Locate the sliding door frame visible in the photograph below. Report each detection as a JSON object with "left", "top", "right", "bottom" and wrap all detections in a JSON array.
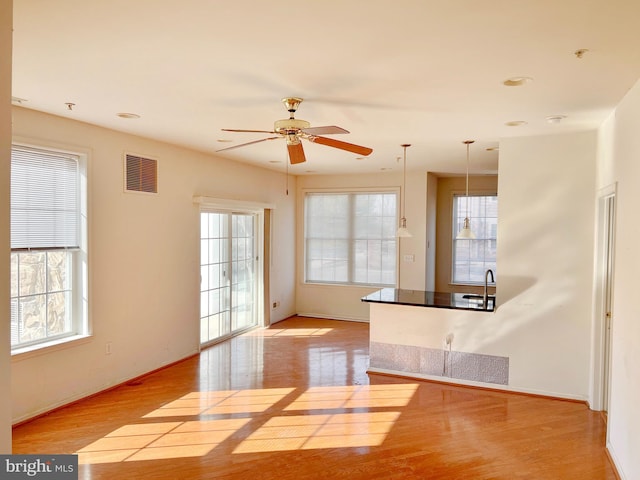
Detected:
[{"left": 194, "top": 196, "right": 273, "bottom": 349}]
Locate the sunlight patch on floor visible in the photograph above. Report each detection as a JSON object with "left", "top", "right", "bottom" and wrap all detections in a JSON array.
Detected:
[
  {"left": 233, "top": 412, "right": 401, "bottom": 453},
  {"left": 76, "top": 418, "right": 250, "bottom": 464},
  {"left": 143, "top": 388, "right": 295, "bottom": 417},
  {"left": 245, "top": 327, "right": 334, "bottom": 337},
  {"left": 285, "top": 384, "right": 419, "bottom": 411},
  {"left": 75, "top": 384, "right": 418, "bottom": 464}
]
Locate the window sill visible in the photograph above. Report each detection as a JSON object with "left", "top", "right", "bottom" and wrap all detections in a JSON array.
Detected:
[
  {"left": 303, "top": 281, "right": 395, "bottom": 289},
  {"left": 11, "top": 334, "right": 93, "bottom": 361}
]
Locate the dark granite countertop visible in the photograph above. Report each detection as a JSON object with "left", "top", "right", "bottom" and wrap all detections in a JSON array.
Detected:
[{"left": 361, "top": 288, "right": 495, "bottom": 312}]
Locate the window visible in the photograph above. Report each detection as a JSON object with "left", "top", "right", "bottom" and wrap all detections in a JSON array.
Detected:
[
  {"left": 452, "top": 194, "right": 497, "bottom": 284},
  {"left": 304, "top": 191, "right": 397, "bottom": 286},
  {"left": 10, "top": 145, "right": 88, "bottom": 351}
]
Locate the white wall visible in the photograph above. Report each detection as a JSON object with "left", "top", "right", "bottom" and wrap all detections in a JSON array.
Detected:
[
  {"left": 597, "top": 78, "right": 640, "bottom": 480},
  {"left": 296, "top": 171, "right": 427, "bottom": 321},
  {"left": 494, "top": 132, "right": 597, "bottom": 398},
  {"left": 0, "top": 0, "right": 13, "bottom": 453},
  {"left": 10, "top": 107, "right": 296, "bottom": 422}
]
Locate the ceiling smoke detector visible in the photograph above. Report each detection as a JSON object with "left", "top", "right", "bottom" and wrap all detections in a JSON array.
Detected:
[{"left": 546, "top": 115, "right": 567, "bottom": 124}]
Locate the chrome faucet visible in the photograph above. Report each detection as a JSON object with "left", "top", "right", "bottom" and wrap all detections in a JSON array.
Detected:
[{"left": 484, "top": 269, "right": 495, "bottom": 308}]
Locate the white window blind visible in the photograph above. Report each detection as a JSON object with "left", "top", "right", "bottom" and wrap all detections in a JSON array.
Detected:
[
  {"left": 304, "top": 191, "right": 397, "bottom": 286},
  {"left": 11, "top": 146, "right": 80, "bottom": 250}
]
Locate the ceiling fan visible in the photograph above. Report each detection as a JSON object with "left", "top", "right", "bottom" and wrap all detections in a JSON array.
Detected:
[{"left": 216, "top": 97, "right": 373, "bottom": 164}]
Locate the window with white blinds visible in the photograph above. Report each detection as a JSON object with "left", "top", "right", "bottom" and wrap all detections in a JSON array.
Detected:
[
  {"left": 304, "top": 191, "right": 397, "bottom": 286},
  {"left": 10, "top": 144, "right": 87, "bottom": 352},
  {"left": 11, "top": 146, "right": 80, "bottom": 250},
  {"left": 452, "top": 194, "right": 498, "bottom": 284}
]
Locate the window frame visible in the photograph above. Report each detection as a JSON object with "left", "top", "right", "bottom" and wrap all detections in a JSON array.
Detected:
[
  {"left": 303, "top": 188, "right": 399, "bottom": 287},
  {"left": 10, "top": 140, "right": 90, "bottom": 356},
  {"left": 451, "top": 192, "right": 498, "bottom": 286}
]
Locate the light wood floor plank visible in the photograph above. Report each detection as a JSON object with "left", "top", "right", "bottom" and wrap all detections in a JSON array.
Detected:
[{"left": 12, "top": 316, "right": 617, "bottom": 479}]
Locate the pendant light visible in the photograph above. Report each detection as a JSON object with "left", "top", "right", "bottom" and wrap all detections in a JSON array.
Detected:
[
  {"left": 396, "top": 144, "right": 412, "bottom": 237},
  {"left": 457, "top": 140, "right": 476, "bottom": 239}
]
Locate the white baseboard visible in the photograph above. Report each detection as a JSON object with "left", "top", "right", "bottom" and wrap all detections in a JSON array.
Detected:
[
  {"left": 295, "top": 311, "right": 370, "bottom": 323},
  {"left": 606, "top": 441, "right": 626, "bottom": 480},
  {"left": 367, "top": 366, "right": 588, "bottom": 402}
]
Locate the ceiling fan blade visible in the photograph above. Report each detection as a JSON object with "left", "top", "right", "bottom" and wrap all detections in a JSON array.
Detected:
[
  {"left": 301, "top": 125, "right": 349, "bottom": 135},
  {"left": 287, "top": 142, "right": 306, "bottom": 164},
  {"left": 307, "top": 136, "right": 373, "bottom": 156},
  {"left": 216, "top": 136, "right": 280, "bottom": 152},
  {"left": 221, "top": 128, "right": 277, "bottom": 134}
]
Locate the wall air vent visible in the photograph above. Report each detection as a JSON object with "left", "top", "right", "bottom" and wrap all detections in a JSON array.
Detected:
[{"left": 124, "top": 153, "right": 158, "bottom": 194}]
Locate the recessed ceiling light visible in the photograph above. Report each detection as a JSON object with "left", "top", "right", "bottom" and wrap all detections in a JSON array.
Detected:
[
  {"left": 486, "top": 146, "right": 499, "bottom": 151},
  {"left": 380, "top": 167, "right": 391, "bottom": 171},
  {"left": 268, "top": 160, "right": 282, "bottom": 164},
  {"left": 505, "top": 120, "right": 528, "bottom": 127},
  {"left": 217, "top": 139, "right": 233, "bottom": 143},
  {"left": 305, "top": 170, "right": 317, "bottom": 173},
  {"left": 546, "top": 115, "right": 567, "bottom": 124},
  {"left": 116, "top": 112, "right": 140, "bottom": 119},
  {"left": 503, "top": 77, "right": 533, "bottom": 87},
  {"left": 355, "top": 157, "right": 365, "bottom": 161}
]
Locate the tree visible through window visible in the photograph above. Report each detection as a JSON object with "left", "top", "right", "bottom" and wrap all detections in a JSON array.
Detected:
[
  {"left": 452, "top": 194, "right": 497, "bottom": 284},
  {"left": 304, "top": 192, "right": 397, "bottom": 286}
]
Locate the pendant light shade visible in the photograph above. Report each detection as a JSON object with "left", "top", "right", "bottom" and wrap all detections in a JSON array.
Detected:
[
  {"left": 396, "top": 217, "right": 411, "bottom": 237},
  {"left": 456, "top": 140, "right": 476, "bottom": 240},
  {"left": 457, "top": 217, "right": 475, "bottom": 239},
  {"left": 396, "top": 144, "right": 412, "bottom": 238}
]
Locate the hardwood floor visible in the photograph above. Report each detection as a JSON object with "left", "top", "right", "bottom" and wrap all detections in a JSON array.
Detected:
[{"left": 12, "top": 316, "right": 617, "bottom": 479}]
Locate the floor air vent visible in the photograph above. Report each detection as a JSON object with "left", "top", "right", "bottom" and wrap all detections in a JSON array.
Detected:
[{"left": 125, "top": 153, "right": 158, "bottom": 193}]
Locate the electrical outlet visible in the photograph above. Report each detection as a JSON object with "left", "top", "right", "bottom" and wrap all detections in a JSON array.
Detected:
[
  {"left": 105, "top": 342, "right": 113, "bottom": 355},
  {"left": 272, "top": 301, "right": 280, "bottom": 309},
  {"left": 445, "top": 333, "right": 454, "bottom": 346}
]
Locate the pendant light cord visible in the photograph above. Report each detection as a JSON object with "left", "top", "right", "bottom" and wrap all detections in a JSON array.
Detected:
[
  {"left": 402, "top": 145, "right": 407, "bottom": 221},
  {"left": 465, "top": 141, "right": 470, "bottom": 220}
]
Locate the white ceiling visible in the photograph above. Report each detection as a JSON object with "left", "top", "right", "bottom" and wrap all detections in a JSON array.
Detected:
[{"left": 11, "top": 0, "right": 640, "bottom": 175}]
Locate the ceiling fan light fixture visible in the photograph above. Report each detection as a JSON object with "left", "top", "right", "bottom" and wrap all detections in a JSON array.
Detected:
[{"left": 286, "top": 134, "right": 301, "bottom": 145}]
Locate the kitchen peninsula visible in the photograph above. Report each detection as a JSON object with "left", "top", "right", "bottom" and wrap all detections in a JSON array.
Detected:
[{"left": 362, "top": 288, "right": 508, "bottom": 387}]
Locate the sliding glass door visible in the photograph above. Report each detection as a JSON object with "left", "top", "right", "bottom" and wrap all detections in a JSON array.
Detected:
[{"left": 200, "top": 211, "right": 258, "bottom": 346}]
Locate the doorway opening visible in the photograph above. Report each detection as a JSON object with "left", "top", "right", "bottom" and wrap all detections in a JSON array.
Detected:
[{"left": 591, "top": 184, "right": 616, "bottom": 416}]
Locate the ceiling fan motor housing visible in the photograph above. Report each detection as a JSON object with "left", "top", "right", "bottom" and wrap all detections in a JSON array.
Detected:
[{"left": 274, "top": 118, "right": 310, "bottom": 134}]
